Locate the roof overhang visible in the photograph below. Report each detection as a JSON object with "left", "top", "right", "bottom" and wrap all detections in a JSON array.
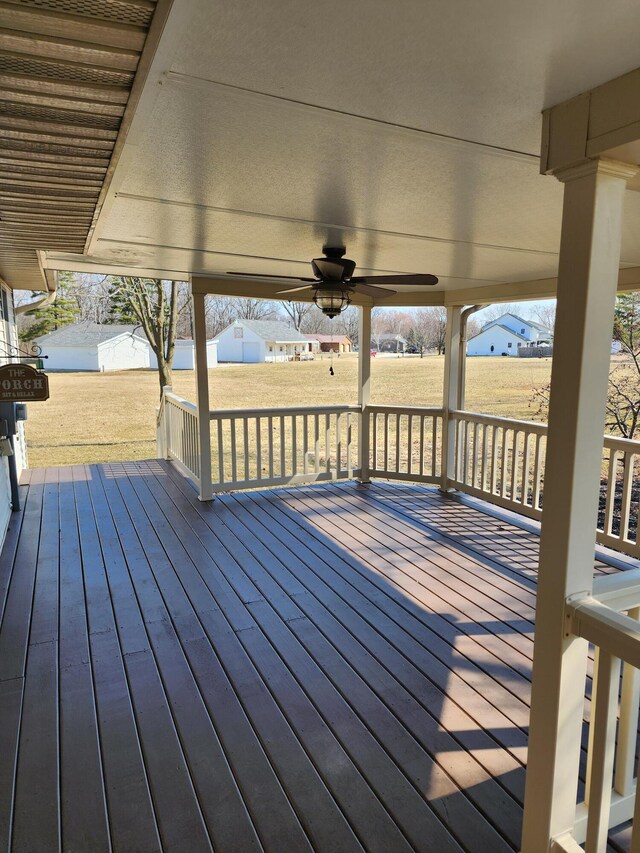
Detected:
[
  {"left": 0, "top": 0, "right": 173, "bottom": 292},
  {"left": 11, "top": 3, "right": 640, "bottom": 305}
]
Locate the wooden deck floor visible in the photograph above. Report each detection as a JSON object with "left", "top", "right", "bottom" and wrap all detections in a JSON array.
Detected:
[{"left": 0, "top": 461, "right": 634, "bottom": 852}]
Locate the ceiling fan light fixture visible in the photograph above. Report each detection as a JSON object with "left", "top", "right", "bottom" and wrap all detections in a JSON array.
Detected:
[{"left": 313, "top": 285, "right": 351, "bottom": 318}]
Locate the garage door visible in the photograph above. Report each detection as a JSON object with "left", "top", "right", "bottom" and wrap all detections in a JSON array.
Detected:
[{"left": 242, "top": 342, "right": 260, "bottom": 363}]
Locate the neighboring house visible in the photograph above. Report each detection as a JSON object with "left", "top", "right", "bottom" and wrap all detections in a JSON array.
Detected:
[
  {"left": 467, "top": 312, "right": 553, "bottom": 356},
  {"left": 217, "top": 320, "right": 315, "bottom": 362},
  {"left": 35, "top": 322, "right": 150, "bottom": 371},
  {"left": 148, "top": 338, "right": 218, "bottom": 370},
  {"left": 304, "top": 334, "right": 352, "bottom": 353},
  {"left": 376, "top": 333, "right": 408, "bottom": 353}
]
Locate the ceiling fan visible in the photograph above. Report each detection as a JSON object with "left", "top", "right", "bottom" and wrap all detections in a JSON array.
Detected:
[{"left": 229, "top": 246, "right": 439, "bottom": 318}]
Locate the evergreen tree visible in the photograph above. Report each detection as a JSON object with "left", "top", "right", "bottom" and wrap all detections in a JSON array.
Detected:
[
  {"left": 19, "top": 270, "right": 79, "bottom": 341},
  {"left": 105, "top": 280, "right": 138, "bottom": 324}
]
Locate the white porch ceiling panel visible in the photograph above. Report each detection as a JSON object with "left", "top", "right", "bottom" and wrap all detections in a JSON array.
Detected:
[
  {"left": 0, "top": 0, "right": 169, "bottom": 291},
  {"left": 43, "top": 0, "right": 640, "bottom": 300}
]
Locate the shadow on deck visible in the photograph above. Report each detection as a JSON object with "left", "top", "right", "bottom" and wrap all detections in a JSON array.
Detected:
[{"left": 0, "top": 462, "right": 634, "bottom": 852}]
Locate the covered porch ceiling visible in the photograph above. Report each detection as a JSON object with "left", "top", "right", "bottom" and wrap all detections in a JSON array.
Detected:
[{"left": 10, "top": 0, "right": 640, "bottom": 306}]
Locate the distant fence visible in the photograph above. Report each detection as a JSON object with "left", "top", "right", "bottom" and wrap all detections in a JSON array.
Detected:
[{"left": 518, "top": 346, "right": 553, "bottom": 358}]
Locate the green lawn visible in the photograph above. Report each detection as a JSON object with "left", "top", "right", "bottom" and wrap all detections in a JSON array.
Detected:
[{"left": 25, "top": 354, "right": 553, "bottom": 468}]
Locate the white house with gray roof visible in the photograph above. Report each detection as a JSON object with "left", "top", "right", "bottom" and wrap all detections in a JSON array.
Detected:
[
  {"left": 467, "top": 312, "right": 553, "bottom": 357},
  {"left": 216, "top": 319, "right": 316, "bottom": 363},
  {"left": 36, "top": 322, "right": 151, "bottom": 372}
]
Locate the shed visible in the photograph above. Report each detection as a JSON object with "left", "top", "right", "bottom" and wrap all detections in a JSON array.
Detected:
[
  {"left": 148, "top": 338, "right": 218, "bottom": 370},
  {"left": 35, "top": 322, "right": 150, "bottom": 371},
  {"left": 304, "top": 333, "right": 352, "bottom": 353},
  {"left": 217, "top": 320, "right": 314, "bottom": 362}
]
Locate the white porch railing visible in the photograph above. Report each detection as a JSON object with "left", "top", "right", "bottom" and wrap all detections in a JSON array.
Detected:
[
  {"left": 368, "top": 405, "right": 443, "bottom": 483},
  {"left": 565, "top": 582, "right": 640, "bottom": 851},
  {"left": 449, "top": 410, "right": 640, "bottom": 561},
  {"left": 209, "top": 404, "right": 361, "bottom": 491},
  {"left": 157, "top": 390, "right": 201, "bottom": 485},
  {"left": 157, "top": 394, "right": 640, "bottom": 561}
]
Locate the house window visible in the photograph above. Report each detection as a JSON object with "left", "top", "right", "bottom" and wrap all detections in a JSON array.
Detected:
[
  {"left": 234, "top": 326, "right": 243, "bottom": 338},
  {"left": 508, "top": 342, "right": 512, "bottom": 348},
  {"left": 279, "top": 346, "right": 283, "bottom": 352},
  {"left": 521, "top": 328, "right": 525, "bottom": 334},
  {"left": 518, "top": 342, "right": 522, "bottom": 347},
  {"left": 490, "top": 345, "right": 494, "bottom": 352}
]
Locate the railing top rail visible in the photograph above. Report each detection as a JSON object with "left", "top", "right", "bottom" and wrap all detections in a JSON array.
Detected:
[
  {"left": 164, "top": 391, "right": 198, "bottom": 415},
  {"left": 449, "top": 409, "right": 548, "bottom": 433},
  {"left": 209, "top": 404, "right": 361, "bottom": 419},
  {"left": 603, "top": 433, "right": 640, "bottom": 453},
  {"left": 568, "top": 596, "right": 640, "bottom": 669},
  {"left": 367, "top": 404, "right": 444, "bottom": 415}
]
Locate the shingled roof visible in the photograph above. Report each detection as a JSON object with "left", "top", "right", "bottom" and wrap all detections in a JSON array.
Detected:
[{"left": 35, "top": 322, "right": 144, "bottom": 347}]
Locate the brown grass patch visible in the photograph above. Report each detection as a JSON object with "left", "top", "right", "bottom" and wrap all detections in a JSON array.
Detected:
[{"left": 25, "top": 354, "right": 553, "bottom": 467}]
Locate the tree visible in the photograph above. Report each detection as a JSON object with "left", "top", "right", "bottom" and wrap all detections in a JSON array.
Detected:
[
  {"left": 19, "top": 270, "right": 79, "bottom": 341},
  {"left": 232, "top": 298, "right": 278, "bottom": 320},
  {"left": 107, "top": 277, "right": 181, "bottom": 395},
  {"left": 281, "top": 300, "right": 314, "bottom": 331},
  {"left": 531, "top": 292, "right": 640, "bottom": 439},
  {"left": 406, "top": 324, "right": 429, "bottom": 357},
  {"left": 533, "top": 301, "right": 556, "bottom": 333}
]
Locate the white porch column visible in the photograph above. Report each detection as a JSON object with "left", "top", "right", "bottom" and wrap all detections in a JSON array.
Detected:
[
  {"left": 440, "top": 305, "right": 462, "bottom": 490},
  {"left": 521, "top": 159, "right": 637, "bottom": 851},
  {"left": 358, "top": 305, "right": 372, "bottom": 483},
  {"left": 191, "top": 288, "right": 213, "bottom": 501}
]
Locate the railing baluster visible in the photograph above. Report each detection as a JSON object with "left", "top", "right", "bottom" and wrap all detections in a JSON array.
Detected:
[
  {"left": 325, "top": 413, "right": 331, "bottom": 473},
  {"left": 314, "top": 414, "right": 320, "bottom": 474},
  {"left": 256, "top": 417, "right": 262, "bottom": 481},
  {"left": 243, "top": 416, "right": 249, "bottom": 482},
  {"left": 510, "top": 429, "right": 519, "bottom": 501},
  {"left": 303, "top": 413, "right": 309, "bottom": 475},
  {"left": 500, "top": 427, "right": 509, "bottom": 497},
  {"left": 337, "top": 412, "right": 343, "bottom": 476},
  {"left": 532, "top": 433, "right": 542, "bottom": 509},
  {"left": 603, "top": 449, "right": 619, "bottom": 536},
  {"left": 620, "top": 452, "right": 634, "bottom": 542},
  {"left": 384, "top": 413, "right": 389, "bottom": 473},
  {"left": 280, "top": 415, "right": 286, "bottom": 478},
  {"left": 230, "top": 417, "right": 237, "bottom": 485},
  {"left": 471, "top": 420, "right": 478, "bottom": 488},
  {"left": 290, "top": 414, "right": 297, "bottom": 475},
  {"left": 585, "top": 649, "right": 621, "bottom": 853},
  {"left": 490, "top": 425, "right": 498, "bottom": 495},
  {"left": 462, "top": 418, "right": 470, "bottom": 485},
  {"left": 615, "top": 608, "right": 640, "bottom": 797},
  {"left": 372, "top": 410, "right": 378, "bottom": 472},
  {"left": 408, "top": 414, "right": 413, "bottom": 475},
  {"left": 216, "top": 419, "right": 224, "bottom": 484},
  {"left": 347, "top": 412, "right": 353, "bottom": 477},
  {"left": 268, "top": 415, "right": 274, "bottom": 480},
  {"left": 521, "top": 431, "right": 531, "bottom": 506},
  {"left": 395, "top": 413, "right": 401, "bottom": 473}
]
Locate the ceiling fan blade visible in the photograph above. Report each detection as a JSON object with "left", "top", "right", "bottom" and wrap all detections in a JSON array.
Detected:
[
  {"left": 353, "top": 283, "right": 397, "bottom": 297},
  {"left": 275, "top": 284, "right": 316, "bottom": 295},
  {"left": 228, "top": 271, "right": 318, "bottom": 282},
  {"left": 350, "top": 273, "right": 439, "bottom": 286}
]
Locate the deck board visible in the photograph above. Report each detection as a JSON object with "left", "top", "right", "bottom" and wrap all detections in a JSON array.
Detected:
[{"left": 1, "top": 461, "right": 636, "bottom": 852}]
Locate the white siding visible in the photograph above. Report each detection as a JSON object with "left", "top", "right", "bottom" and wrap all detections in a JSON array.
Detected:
[
  {"left": 148, "top": 339, "right": 218, "bottom": 369},
  {"left": 45, "top": 345, "right": 100, "bottom": 371},
  {"left": 97, "top": 334, "right": 149, "bottom": 371},
  {"left": 216, "top": 325, "right": 266, "bottom": 362},
  {"left": 467, "top": 326, "right": 524, "bottom": 356}
]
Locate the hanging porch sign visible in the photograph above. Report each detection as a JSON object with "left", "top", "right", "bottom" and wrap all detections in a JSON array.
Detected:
[{"left": 0, "top": 364, "right": 49, "bottom": 402}]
